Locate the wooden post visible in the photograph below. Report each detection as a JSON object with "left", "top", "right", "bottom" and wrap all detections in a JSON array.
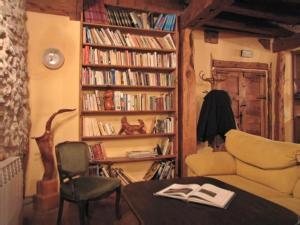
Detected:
[
  {"left": 267, "top": 64, "right": 273, "bottom": 139},
  {"left": 179, "top": 29, "right": 197, "bottom": 176},
  {"left": 274, "top": 52, "right": 285, "bottom": 141}
]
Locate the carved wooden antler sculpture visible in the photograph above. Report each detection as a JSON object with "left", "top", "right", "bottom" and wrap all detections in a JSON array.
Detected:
[{"left": 32, "top": 108, "right": 76, "bottom": 180}]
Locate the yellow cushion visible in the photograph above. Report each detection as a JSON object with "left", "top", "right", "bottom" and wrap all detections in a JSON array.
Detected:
[
  {"left": 268, "top": 197, "right": 300, "bottom": 216},
  {"left": 225, "top": 130, "right": 300, "bottom": 169},
  {"left": 185, "top": 151, "right": 236, "bottom": 176},
  {"left": 293, "top": 180, "right": 300, "bottom": 198},
  {"left": 236, "top": 160, "right": 298, "bottom": 194},
  {"left": 210, "top": 175, "right": 287, "bottom": 199}
]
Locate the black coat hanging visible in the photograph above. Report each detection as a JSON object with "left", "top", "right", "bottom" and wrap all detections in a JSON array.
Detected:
[{"left": 197, "top": 90, "right": 236, "bottom": 146}]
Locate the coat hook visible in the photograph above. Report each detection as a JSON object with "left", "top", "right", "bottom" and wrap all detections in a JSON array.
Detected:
[{"left": 199, "top": 70, "right": 225, "bottom": 87}]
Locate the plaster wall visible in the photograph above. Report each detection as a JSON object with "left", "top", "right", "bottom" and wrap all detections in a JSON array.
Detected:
[
  {"left": 26, "top": 12, "right": 80, "bottom": 195},
  {"left": 192, "top": 30, "right": 293, "bottom": 147}
]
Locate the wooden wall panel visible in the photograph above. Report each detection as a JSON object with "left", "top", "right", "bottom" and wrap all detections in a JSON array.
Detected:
[
  {"left": 179, "top": 29, "right": 196, "bottom": 176},
  {"left": 274, "top": 52, "right": 285, "bottom": 141},
  {"left": 26, "top": 0, "right": 184, "bottom": 20}
]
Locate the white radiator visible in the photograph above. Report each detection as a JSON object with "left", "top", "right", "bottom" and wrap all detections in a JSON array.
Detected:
[{"left": 0, "top": 157, "right": 23, "bottom": 225}]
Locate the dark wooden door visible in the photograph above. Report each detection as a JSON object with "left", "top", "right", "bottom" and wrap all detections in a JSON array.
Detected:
[{"left": 213, "top": 69, "right": 267, "bottom": 137}]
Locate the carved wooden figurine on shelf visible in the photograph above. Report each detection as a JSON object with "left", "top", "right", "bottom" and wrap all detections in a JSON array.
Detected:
[
  {"left": 118, "top": 116, "right": 146, "bottom": 135},
  {"left": 104, "top": 90, "right": 115, "bottom": 110}
]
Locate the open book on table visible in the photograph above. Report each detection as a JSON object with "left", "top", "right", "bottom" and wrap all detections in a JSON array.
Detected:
[{"left": 154, "top": 183, "right": 235, "bottom": 209}]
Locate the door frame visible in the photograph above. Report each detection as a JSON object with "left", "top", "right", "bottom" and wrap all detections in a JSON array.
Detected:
[{"left": 211, "top": 60, "right": 271, "bottom": 138}]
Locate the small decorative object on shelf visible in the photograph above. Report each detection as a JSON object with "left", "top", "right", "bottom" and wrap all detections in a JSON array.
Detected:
[
  {"left": 104, "top": 89, "right": 115, "bottom": 110},
  {"left": 118, "top": 116, "right": 146, "bottom": 135}
]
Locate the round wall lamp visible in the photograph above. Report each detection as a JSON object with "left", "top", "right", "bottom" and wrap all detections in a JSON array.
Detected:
[{"left": 42, "top": 48, "right": 65, "bottom": 69}]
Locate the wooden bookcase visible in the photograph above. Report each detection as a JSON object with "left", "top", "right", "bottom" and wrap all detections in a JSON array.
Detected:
[
  {"left": 80, "top": 3, "right": 179, "bottom": 180},
  {"left": 292, "top": 51, "right": 300, "bottom": 143}
]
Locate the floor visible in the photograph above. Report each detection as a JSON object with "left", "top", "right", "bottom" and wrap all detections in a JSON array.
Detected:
[{"left": 23, "top": 195, "right": 139, "bottom": 225}]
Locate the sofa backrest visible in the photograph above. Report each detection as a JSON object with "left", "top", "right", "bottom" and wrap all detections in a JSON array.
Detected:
[
  {"left": 225, "top": 130, "right": 300, "bottom": 195},
  {"left": 294, "top": 167, "right": 300, "bottom": 198}
]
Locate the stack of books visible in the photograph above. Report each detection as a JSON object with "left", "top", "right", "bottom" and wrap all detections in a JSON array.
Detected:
[
  {"left": 143, "top": 160, "right": 175, "bottom": 180},
  {"left": 127, "top": 150, "right": 157, "bottom": 158}
]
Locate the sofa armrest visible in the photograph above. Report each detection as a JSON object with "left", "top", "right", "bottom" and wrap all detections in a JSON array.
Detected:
[{"left": 185, "top": 151, "right": 236, "bottom": 176}]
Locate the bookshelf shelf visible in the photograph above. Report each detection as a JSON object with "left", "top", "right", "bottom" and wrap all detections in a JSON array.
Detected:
[
  {"left": 82, "top": 2, "right": 178, "bottom": 182},
  {"left": 82, "top": 110, "right": 176, "bottom": 115},
  {"left": 82, "top": 64, "right": 176, "bottom": 72},
  {"left": 83, "top": 22, "right": 176, "bottom": 36},
  {"left": 82, "top": 85, "right": 176, "bottom": 91},
  {"left": 83, "top": 43, "right": 176, "bottom": 53},
  {"left": 90, "top": 154, "right": 177, "bottom": 164},
  {"left": 82, "top": 133, "right": 175, "bottom": 141}
]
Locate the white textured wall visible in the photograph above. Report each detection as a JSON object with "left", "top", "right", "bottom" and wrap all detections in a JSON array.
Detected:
[{"left": 0, "top": 0, "right": 29, "bottom": 156}]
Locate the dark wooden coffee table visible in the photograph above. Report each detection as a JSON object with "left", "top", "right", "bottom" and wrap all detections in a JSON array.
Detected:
[{"left": 122, "top": 177, "right": 298, "bottom": 225}]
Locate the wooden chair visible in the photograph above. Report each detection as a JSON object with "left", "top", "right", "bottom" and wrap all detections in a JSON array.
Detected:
[{"left": 55, "top": 141, "right": 121, "bottom": 225}]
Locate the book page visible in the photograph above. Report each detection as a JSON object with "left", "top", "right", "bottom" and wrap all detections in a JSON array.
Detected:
[
  {"left": 154, "top": 183, "right": 201, "bottom": 200},
  {"left": 188, "top": 183, "right": 235, "bottom": 208}
]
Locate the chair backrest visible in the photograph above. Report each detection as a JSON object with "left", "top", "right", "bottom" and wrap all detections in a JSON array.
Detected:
[{"left": 55, "top": 141, "right": 89, "bottom": 180}]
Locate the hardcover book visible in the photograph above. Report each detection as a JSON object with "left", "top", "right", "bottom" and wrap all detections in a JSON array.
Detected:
[{"left": 154, "top": 183, "right": 235, "bottom": 208}]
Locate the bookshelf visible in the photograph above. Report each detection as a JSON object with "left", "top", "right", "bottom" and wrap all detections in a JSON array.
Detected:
[{"left": 81, "top": 1, "right": 178, "bottom": 183}]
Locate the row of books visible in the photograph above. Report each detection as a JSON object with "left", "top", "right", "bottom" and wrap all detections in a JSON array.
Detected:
[
  {"left": 89, "top": 160, "right": 175, "bottom": 184},
  {"left": 143, "top": 160, "right": 175, "bottom": 181},
  {"left": 82, "top": 68, "right": 174, "bottom": 87},
  {"left": 152, "top": 117, "right": 174, "bottom": 134},
  {"left": 84, "top": 0, "right": 110, "bottom": 24},
  {"left": 89, "top": 165, "right": 134, "bottom": 185},
  {"left": 87, "top": 139, "right": 173, "bottom": 162},
  {"left": 82, "top": 91, "right": 173, "bottom": 111},
  {"left": 83, "top": 0, "right": 177, "bottom": 31},
  {"left": 105, "top": 8, "right": 176, "bottom": 31},
  {"left": 154, "top": 138, "right": 174, "bottom": 156},
  {"left": 83, "top": 27, "right": 176, "bottom": 50},
  {"left": 88, "top": 142, "right": 107, "bottom": 160},
  {"left": 83, "top": 118, "right": 116, "bottom": 137},
  {"left": 83, "top": 46, "right": 177, "bottom": 68}
]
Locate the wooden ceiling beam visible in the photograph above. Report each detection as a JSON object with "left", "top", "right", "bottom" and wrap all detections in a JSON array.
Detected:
[
  {"left": 103, "top": 0, "right": 184, "bottom": 14},
  {"left": 273, "top": 33, "right": 300, "bottom": 52},
  {"left": 224, "top": 3, "right": 300, "bottom": 25},
  {"left": 180, "top": 0, "right": 234, "bottom": 29},
  {"left": 26, "top": 0, "right": 82, "bottom": 20},
  {"left": 202, "top": 18, "right": 293, "bottom": 37},
  {"left": 26, "top": 0, "right": 184, "bottom": 20}
]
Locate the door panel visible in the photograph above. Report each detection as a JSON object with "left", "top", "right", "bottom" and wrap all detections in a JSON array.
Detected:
[
  {"left": 213, "top": 71, "right": 241, "bottom": 128},
  {"left": 213, "top": 69, "right": 267, "bottom": 137}
]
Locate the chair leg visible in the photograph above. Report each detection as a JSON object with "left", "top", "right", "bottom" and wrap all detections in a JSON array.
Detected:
[
  {"left": 115, "top": 186, "right": 121, "bottom": 219},
  {"left": 85, "top": 201, "right": 89, "bottom": 217},
  {"left": 57, "top": 197, "right": 64, "bottom": 225},
  {"left": 78, "top": 201, "right": 86, "bottom": 225}
]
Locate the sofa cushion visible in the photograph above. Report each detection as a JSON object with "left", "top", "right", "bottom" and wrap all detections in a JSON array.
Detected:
[
  {"left": 236, "top": 160, "right": 298, "bottom": 194},
  {"left": 210, "top": 175, "right": 287, "bottom": 199},
  {"left": 293, "top": 180, "right": 300, "bottom": 198},
  {"left": 225, "top": 130, "right": 300, "bottom": 169},
  {"left": 185, "top": 151, "right": 236, "bottom": 176}
]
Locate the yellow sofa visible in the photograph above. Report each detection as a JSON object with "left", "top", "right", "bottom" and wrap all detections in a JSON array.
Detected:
[{"left": 186, "top": 130, "right": 300, "bottom": 215}]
